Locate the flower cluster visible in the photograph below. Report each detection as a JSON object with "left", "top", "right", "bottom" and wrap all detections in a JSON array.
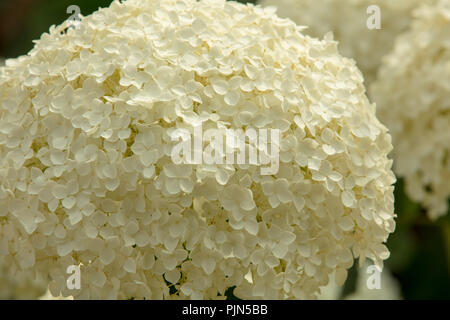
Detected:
[
  {"left": 0, "top": 264, "right": 47, "bottom": 299},
  {"left": 0, "top": 0, "right": 395, "bottom": 299},
  {"left": 259, "top": 0, "right": 431, "bottom": 84},
  {"left": 371, "top": 0, "right": 450, "bottom": 220},
  {"left": 1, "top": 57, "right": 49, "bottom": 300}
]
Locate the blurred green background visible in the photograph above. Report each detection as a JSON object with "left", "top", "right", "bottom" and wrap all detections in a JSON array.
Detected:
[{"left": 0, "top": 0, "right": 448, "bottom": 299}]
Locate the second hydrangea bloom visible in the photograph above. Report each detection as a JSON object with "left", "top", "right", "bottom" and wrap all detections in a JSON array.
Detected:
[
  {"left": 371, "top": 0, "right": 450, "bottom": 220},
  {"left": 259, "top": 0, "right": 432, "bottom": 84}
]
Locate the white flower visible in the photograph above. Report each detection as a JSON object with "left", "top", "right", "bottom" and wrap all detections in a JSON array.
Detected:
[
  {"left": 219, "top": 184, "right": 256, "bottom": 216},
  {"left": 371, "top": 0, "right": 450, "bottom": 220},
  {"left": 160, "top": 164, "right": 194, "bottom": 195},
  {"left": 261, "top": 178, "right": 294, "bottom": 208},
  {"left": 0, "top": 0, "right": 395, "bottom": 299},
  {"left": 250, "top": 247, "right": 281, "bottom": 276}
]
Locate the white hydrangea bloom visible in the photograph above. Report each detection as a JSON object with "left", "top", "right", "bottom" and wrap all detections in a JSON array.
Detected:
[
  {"left": 371, "top": 0, "right": 450, "bottom": 221},
  {"left": 259, "top": 0, "right": 432, "bottom": 84},
  {"left": 0, "top": 0, "right": 395, "bottom": 299}
]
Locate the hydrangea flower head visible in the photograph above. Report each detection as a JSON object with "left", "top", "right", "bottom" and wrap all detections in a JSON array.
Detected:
[
  {"left": 259, "top": 0, "right": 432, "bottom": 84},
  {"left": 0, "top": 0, "right": 395, "bottom": 299},
  {"left": 371, "top": 0, "right": 450, "bottom": 220}
]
